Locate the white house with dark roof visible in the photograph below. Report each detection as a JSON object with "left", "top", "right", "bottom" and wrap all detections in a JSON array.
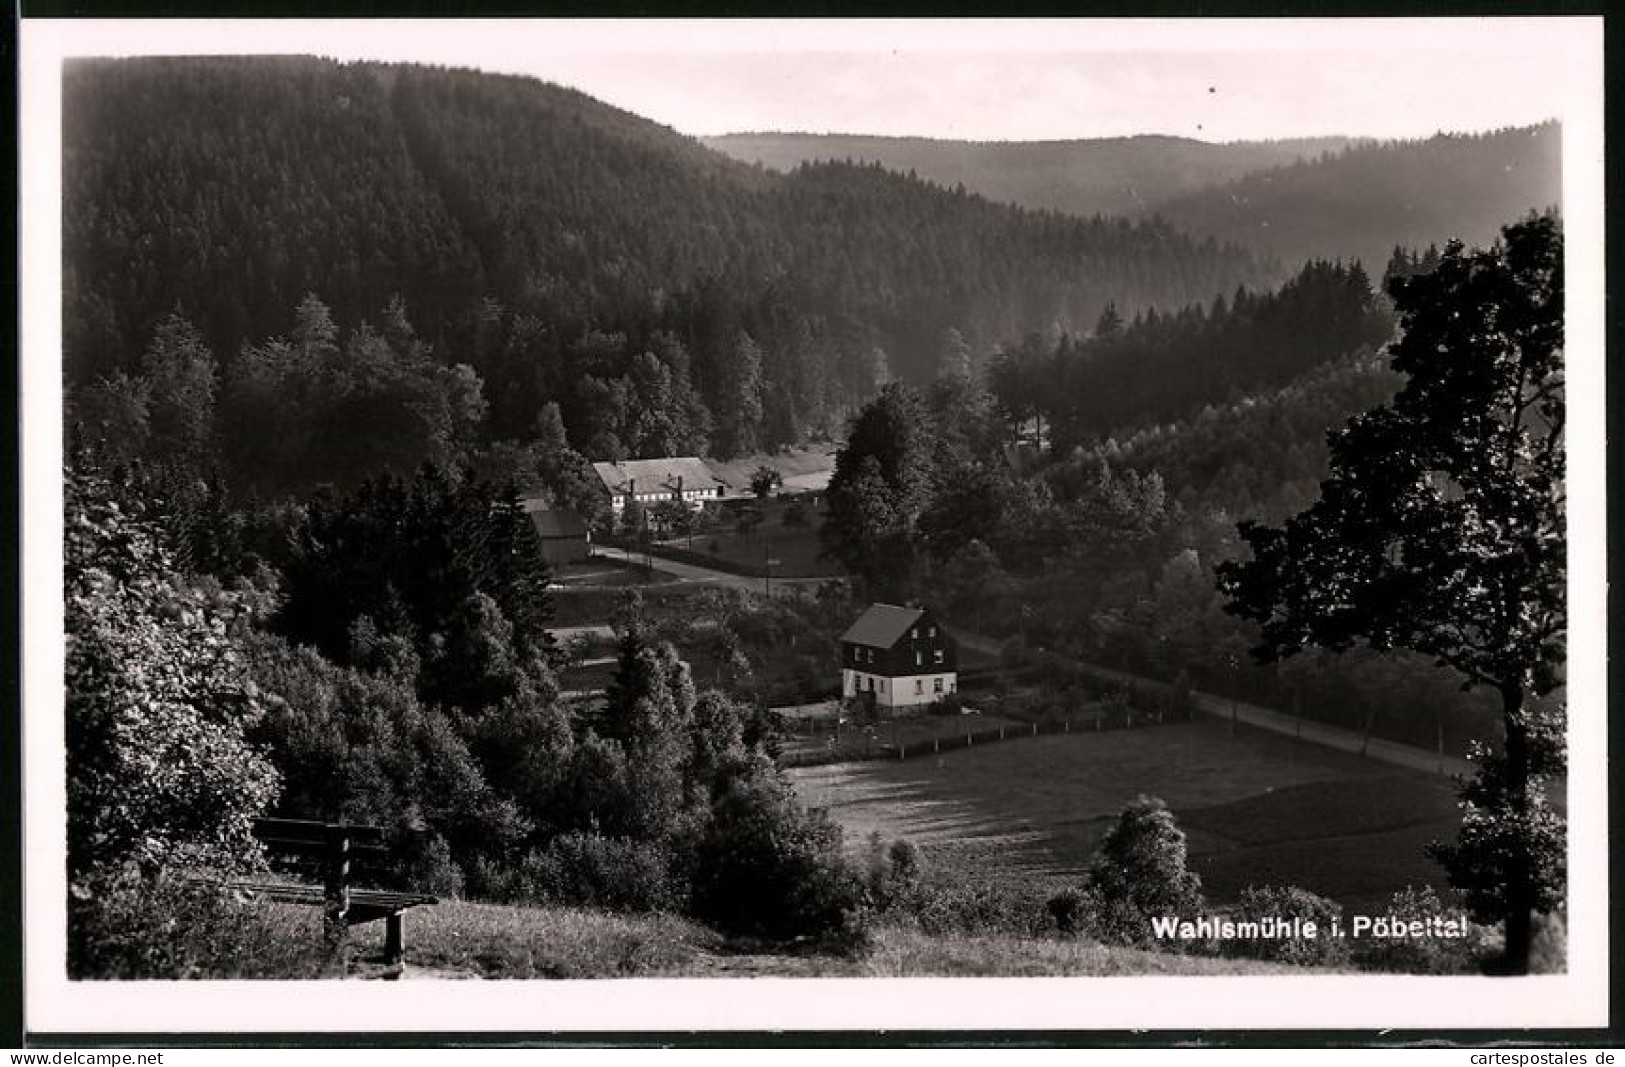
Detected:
[
  {"left": 591, "top": 457, "right": 727, "bottom": 513},
  {"left": 839, "top": 603, "right": 958, "bottom": 711}
]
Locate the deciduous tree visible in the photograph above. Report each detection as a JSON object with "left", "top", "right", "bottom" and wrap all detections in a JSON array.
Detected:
[{"left": 1218, "top": 213, "right": 1565, "bottom": 974}]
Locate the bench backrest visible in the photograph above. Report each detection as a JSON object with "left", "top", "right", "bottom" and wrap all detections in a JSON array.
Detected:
[{"left": 253, "top": 818, "right": 389, "bottom": 864}]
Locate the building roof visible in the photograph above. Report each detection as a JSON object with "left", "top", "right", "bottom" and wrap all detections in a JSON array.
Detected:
[
  {"left": 839, "top": 603, "right": 926, "bottom": 648},
  {"left": 592, "top": 457, "right": 725, "bottom": 496},
  {"left": 528, "top": 509, "right": 589, "bottom": 539}
]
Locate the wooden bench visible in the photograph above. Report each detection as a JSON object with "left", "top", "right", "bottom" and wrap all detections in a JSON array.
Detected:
[{"left": 223, "top": 818, "right": 438, "bottom": 972}]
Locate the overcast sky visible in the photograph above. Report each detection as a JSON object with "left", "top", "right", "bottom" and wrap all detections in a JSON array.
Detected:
[{"left": 32, "top": 17, "right": 1600, "bottom": 142}]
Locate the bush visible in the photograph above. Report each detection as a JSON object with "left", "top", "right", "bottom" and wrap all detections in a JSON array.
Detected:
[
  {"left": 1223, "top": 885, "right": 1349, "bottom": 967},
  {"left": 393, "top": 832, "right": 466, "bottom": 899},
  {"left": 1046, "top": 887, "right": 1090, "bottom": 936},
  {"left": 1352, "top": 885, "right": 1495, "bottom": 975},
  {"left": 68, "top": 867, "right": 326, "bottom": 979},
  {"left": 502, "top": 833, "right": 684, "bottom": 913},
  {"left": 688, "top": 764, "right": 864, "bottom": 945},
  {"left": 66, "top": 468, "right": 280, "bottom": 877},
  {"left": 1530, "top": 908, "right": 1567, "bottom": 975},
  {"left": 1078, "top": 796, "right": 1203, "bottom": 947},
  {"left": 928, "top": 692, "right": 966, "bottom": 717},
  {"left": 905, "top": 871, "right": 1051, "bottom": 938},
  {"left": 861, "top": 835, "right": 924, "bottom": 913}
]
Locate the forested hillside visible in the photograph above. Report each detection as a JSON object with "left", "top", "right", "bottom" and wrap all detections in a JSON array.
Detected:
[
  {"left": 64, "top": 56, "right": 1278, "bottom": 469},
  {"left": 986, "top": 259, "right": 1395, "bottom": 454},
  {"left": 1148, "top": 124, "right": 1560, "bottom": 272},
  {"left": 704, "top": 132, "right": 1354, "bottom": 220}
]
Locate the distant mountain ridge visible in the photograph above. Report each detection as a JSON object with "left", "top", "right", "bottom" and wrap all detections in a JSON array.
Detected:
[
  {"left": 64, "top": 56, "right": 1279, "bottom": 458},
  {"left": 704, "top": 132, "right": 1359, "bottom": 220},
  {"left": 1148, "top": 123, "right": 1561, "bottom": 272},
  {"left": 707, "top": 125, "right": 1561, "bottom": 272}
]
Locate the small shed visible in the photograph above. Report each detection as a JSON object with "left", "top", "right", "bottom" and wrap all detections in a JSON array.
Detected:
[{"left": 525, "top": 505, "right": 591, "bottom": 565}]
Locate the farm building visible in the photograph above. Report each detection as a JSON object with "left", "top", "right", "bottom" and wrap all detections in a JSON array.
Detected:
[
  {"left": 592, "top": 457, "right": 727, "bottom": 513},
  {"left": 522, "top": 502, "right": 591, "bottom": 564},
  {"left": 839, "top": 603, "right": 958, "bottom": 711}
]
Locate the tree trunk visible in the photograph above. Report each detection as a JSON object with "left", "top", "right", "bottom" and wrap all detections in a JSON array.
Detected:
[{"left": 1501, "top": 683, "right": 1534, "bottom": 975}]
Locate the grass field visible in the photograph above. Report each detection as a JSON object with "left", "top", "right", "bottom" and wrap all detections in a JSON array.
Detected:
[
  {"left": 668, "top": 504, "right": 844, "bottom": 579},
  {"left": 401, "top": 902, "right": 1317, "bottom": 978},
  {"left": 788, "top": 718, "right": 1463, "bottom": 912},
  {"left": 549, "top": 556, "right": 677, "bottom": 590}
]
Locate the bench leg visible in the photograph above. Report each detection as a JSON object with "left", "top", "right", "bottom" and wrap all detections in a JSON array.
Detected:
[{"left": 385, "top": 912, "right": 405, "bottom": 966}]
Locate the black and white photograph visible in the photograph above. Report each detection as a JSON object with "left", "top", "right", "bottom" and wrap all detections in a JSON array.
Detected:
[{"left": 15, "top": 15, "right": 1608, "bottom": 1039}]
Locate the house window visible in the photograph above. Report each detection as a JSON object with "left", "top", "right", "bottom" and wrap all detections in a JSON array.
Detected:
[
  {"left": 934, "top": 678, "right": 944, "bottom": 694},
  {"left": 880, "top": 679, "right": 887, "bottom": 693},
  {"left": 911, "top": 628, "right": 919, "bottom": 638},
  {"left": 929, "top": 626, "right": 936, "bottom": 637},
  {"left": 934, "top": 650, "right": 944, "bottom": 664},
  {"left": 915, "top": 651, "right": 922, "bottom": 666},
  {"left": 915, "top": 680, "right": 924, "bottom": 695}
]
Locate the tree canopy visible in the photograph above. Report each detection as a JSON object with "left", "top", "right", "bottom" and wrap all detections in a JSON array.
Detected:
[{"left": 1219, "top": 212, "right": 1566, "bottom": 973}]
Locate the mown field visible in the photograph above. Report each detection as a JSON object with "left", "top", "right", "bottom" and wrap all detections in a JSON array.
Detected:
[
  {"left": 660, "top": 501, "right": 844, "bottom": 579},
  {"left": 788, "top": 717, "right": 1462, "bottom": 912}
]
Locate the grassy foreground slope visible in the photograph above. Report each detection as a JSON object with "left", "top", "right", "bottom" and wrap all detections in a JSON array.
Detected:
[
  {"left": 78, "top": 880, "right": 1319, "bottom": 979},
  {"left": 391, "top": 901, "right": 1334, "bottom": 978},
  {"left": 413, "top": 901, "right": 1323, "bottom": 977}
]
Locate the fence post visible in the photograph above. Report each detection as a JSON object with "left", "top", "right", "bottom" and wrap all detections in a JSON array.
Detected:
[
  {"left": 934, "top": 737, "right": 939, "bottom": 754},
  {"left": 966, "top": 733, "right": 973, "bottom": 747}
]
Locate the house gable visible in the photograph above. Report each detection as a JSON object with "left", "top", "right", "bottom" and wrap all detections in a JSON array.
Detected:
[{"left": 839, "top": 603, "right": 957, "bottom": 678}]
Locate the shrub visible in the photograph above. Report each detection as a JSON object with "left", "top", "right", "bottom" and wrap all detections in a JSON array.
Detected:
[
  {"left": 393, "top": 832, "right": 466, "bottom": 899},
  {"left": 906, "top": 872, "right": 1051, "bottom": 938},
  {"left": 688, "top": 763, "right": 864, "bottom": 945},
  {"left": 1079, "top": 796, "right": 1203, "bottom": 947},
  {"left": 1530, "top": 908, "right": 1567, "bottom": 975},
  {"left": 66, "top": 468, "right": 281, "bottom": 878},
  {"left": 68, "top": 867, "right": 326, "bottom": 979},
  {"left": 1224, "top": 885, "right": 1349, "bottom": 967},
  {"left": 928, "top": 692, "right": 966, "bottom": 717},
  {"left": 861, "top": 835, "right": 924, "bottom": 912},
  {"left": 1046, "top": 887, "right": 1090, "bottom": 936},
  {"left": 1352, "top": 885, "right": 1495, "bottom": 975},
  {"left": 514, "top": 833, "right": 685, "bottom": 913}
]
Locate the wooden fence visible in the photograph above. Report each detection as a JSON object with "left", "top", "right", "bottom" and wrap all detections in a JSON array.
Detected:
[{"left": 778, "top": 708, "right": 1140, "bottom": 768}]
